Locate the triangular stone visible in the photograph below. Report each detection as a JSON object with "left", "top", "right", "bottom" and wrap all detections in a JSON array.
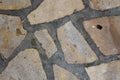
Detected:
[
  {"left": 54, "top": 65, "right": 79, "bottom": 80},
  {"left": 0, "top": 49, "right": 47, "bottom": 80}
]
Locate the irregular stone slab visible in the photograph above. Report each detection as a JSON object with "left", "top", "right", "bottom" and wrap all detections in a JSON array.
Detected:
[
  {"left": 0, "top": 0, "right": 31, "bottom": 10},
  {"left": 89, "top": 0, "right": 120, "bottom": 10},
  {"left": 57, "top": 21, "right": 97, "bottom": 64},
  {"left": 84, "top": 16, "right": 120, "bottom": 55},
  {"left": 0, "top": 14, "right": 26, "bottom": 59},
  {"left": 27, "top": 0, "right": 84, "bottom": 24},
  {"left": 0, "top": 49, "right": 47, "bottom": 80},
  {"left": 86, "top": 61, "right": 120, "bottom": 80},
  {"left": 35, "top": 30, "right": 57, "bottom": 58},
  {"left": 54, "top": 65, "right": 78, "bottom": 80}
]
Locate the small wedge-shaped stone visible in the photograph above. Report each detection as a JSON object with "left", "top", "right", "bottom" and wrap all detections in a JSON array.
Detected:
[
  {"left": 0, "top": 0, "right": 31, "bottom": 10},
  {"left": 54, "top": 65, "right": 79, "bottom": 80},
  {"left": 27, "top": 0, "right": 84, "bottom": 24},
  {"left": 0, "top": 49, "right": 47, "bottom": 80},
  {"left": 0, "top": 14, "right": 26, "bottom": 59},
  {"left": 57, "top": 21, "right": 97, "bottom": 64},
  {"left": 89, "top": 0, "right": 120, "bottom": 10},
  {"left": 86, "top": 61, "right": 120, "bottom": 80},
  {"left": 35, "top": 30, "right": 57, "bottom": 58},
  {"left": 84, "top": 16, "right": 120, "bottom": 55}
]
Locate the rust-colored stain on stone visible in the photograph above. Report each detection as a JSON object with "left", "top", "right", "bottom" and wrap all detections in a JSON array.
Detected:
[
  {"left": 0, "top": 14, "right": 26, "bottom": 58},
  {"left": 0, "top": 27, "right": 14, "bottom": 49},
  {"left": 16, "top": 28, "right": 23, "bottom": 36}
]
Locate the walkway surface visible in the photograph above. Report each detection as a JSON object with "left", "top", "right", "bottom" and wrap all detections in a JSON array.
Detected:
[{"left": 0, "top": 0, "right": 120, "bottom": 80}]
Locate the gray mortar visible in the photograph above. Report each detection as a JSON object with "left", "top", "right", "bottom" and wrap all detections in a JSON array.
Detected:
[{"left": 0, "top": 0, "right": 120, "bottom": 80}]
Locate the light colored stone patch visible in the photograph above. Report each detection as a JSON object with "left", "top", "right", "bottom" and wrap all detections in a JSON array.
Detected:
[
  {"left": 35, "top": 29, "right": 57, "bottom": 58},
  {"left": 90, "top": 0, "right": 120, "bottom": 10},
  {"left": 0, "top": 49, "right": 47, "bottom": 80},
  {"left": 86, "top": 61, "right": 120, "bottom": 80},
  {"left": 0, "top": 14, "right": 26, "bottom": 59},
  {"left": 27, "top": 0, "right": 84, "bottom": 24},
  {"left": 54, "top": 65, "right": 79, "bottom": 80},
  {"left": 84, "top": 16, "right": 120, "bottom": 55},
  {"left": 57, "top": 21, "right": 97, "bottom": 64},
  {"left": 0, "top": 0, "right": 31, "bottom": 10}
]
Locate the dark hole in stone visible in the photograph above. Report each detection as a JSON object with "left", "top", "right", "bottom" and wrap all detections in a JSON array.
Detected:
[{"left": 96, "top": 25, "right": 103, "bottom": 30}]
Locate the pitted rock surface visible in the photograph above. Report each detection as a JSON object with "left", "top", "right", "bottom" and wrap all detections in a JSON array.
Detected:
[
  {"left": 0, "top": 0, "right": 31, "bottom": 10},
  {"left": 0, "top": 14, "right": 26, "bottom": 59}
]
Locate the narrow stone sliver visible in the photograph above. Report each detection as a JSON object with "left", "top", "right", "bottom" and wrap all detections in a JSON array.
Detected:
[{"left": 0, "top": 0, "right": 120, "bottom": 80}]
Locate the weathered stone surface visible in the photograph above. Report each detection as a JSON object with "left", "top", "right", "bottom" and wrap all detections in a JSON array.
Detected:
[
  {"left": 0, "top": 49, "right": 47, "bottom": 80},
  {"left": 86, "top": 61, "right": 120, "bottom": 80},
  {"left": 84, "top": 16, "right": 120, "bottom": 55},
  {"left": 57, "top": 21, "right": 97, "bottom": 64},
  {"left": 27, "top": 0, "right": 84, "bottom": 24},
  {"left": 35, "top": 30, "right": 57, "bottom": 58},
  {"left": 0, "top": 0, "right": 31, "bottom": 10},
  {"left": 54, "top": 65, "right": 78, "bottom": 80},
  {"left": 0, "top": 14, "right": 26, "bottom": 59},
  {"left": 89, "top": 0, "right": 120, "bottom": 10}
]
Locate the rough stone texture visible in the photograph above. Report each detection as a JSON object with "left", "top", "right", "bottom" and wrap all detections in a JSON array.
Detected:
[
  {"left": 35, "top": 30, "right": 57, "bottom": 58},
  {"left": 54, "top": 65, "right": 78, "bottom": 80},
  {"left": 57, "top": 21, "right": 97, "bottom": 64},
  {"left": 27, "top": 0, "right": 84, "bottom": 24},
  {"left": 0, "top": 49, "right": 47, "bottom": 80},
  {"left": 86, "top": 61, "right": 120, "bottom": 80},
  {"left": 0, "top": 0, "right": 31, "bottom": 10},
  {"left": 0, "top": 14, "right": 26, "bottom": 59},
  {"left": 89, "top": 0, "right": 120, "bottom": 10},
  {"left": 84, "top": 16, "right": 120, "bottom": 55}
]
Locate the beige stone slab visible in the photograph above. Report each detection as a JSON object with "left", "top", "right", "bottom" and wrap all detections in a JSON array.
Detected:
[
  {"left": 57, "top": 21, "right": 97, "bottom": 64},
  {"left": 90, "top": 0, "right": 120, "bottom": 10},
  {"left": 0, "top": 49, "right": 47, "bottom": 80},
  {"left": 54, "top": 65, "right": 79, "bottom": 80},
  {"left": 84, "top": 16, "right": 120, "bottom": 55},
  {"left": 27, "top": 0, "right": 84, "bottom": 24},
  {"left": 86, "top": 61, "right": 120, "bottom": 80},
  {"left": 35, "top": 29, "right": 57, "bottom": 58},
  {"left": 0, "top": 0, "right": 31, "bottom": 10},
  {"left": 0, "top": 14, "right": 26, "bottom": 59}
]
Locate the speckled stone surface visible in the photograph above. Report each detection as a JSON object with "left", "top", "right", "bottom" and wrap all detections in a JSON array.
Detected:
[
  {"left": 57, "top": 21, "right": 97, "bottom": 64},
  {"left": 0, "top": 0, "right": 120, "bottom": 80},
  {"left": 84, "top": 16, "right": 120, "bottom": 55},
  {"left": 27, "top": 0, "right": 84, "bottom": 24},
  {"left": 0, "top": 49, "right": 47, "bottom": 80},
  {"left": 0, "top": 0, "right": 31, "bottom": 10},
  {"left": 89, "top": 0, "right": 120, "bottom": 10},
  {"left": 0, "top": 14, "right": 26, "bottom": 59}
]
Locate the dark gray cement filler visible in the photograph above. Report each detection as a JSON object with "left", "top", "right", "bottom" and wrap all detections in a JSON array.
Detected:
[{"left": 0, "top": 0, "right": 120, "bottom": 80}]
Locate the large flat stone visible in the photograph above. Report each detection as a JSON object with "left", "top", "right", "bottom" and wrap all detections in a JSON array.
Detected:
[
  {"left": 0, "top": 0, "right": 31, "bottom": 10},
  {"left": 84, "top": 16, "right": 120, "bottom": 55},
  {"left": 57, "top": 21, "right": 97, "bottom": 64},
  {"left": 86, "top": 61, "right": 120, "bottom": 80},
  {"left": 35, "top": 30, "right": 57, "bottom": 58},
  {"left": 54, "top": 65, "right": 79, "bottom": 80},
  {"left": 0, "top": 49, "right": 47, "bottom": 80},
  {"left": 0, "top": 14, "right": 26, "bottom": 59},
  {"left": 27, "top": 0, "right": 84, "bottom": 24},
  {"left": 89, "top": 0, "right": 120, "bottom": 10}
]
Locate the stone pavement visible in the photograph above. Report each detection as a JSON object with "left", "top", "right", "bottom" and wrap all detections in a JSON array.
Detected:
[{"left": 0, "top": 0, "right": 120, "bottom": 80}]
